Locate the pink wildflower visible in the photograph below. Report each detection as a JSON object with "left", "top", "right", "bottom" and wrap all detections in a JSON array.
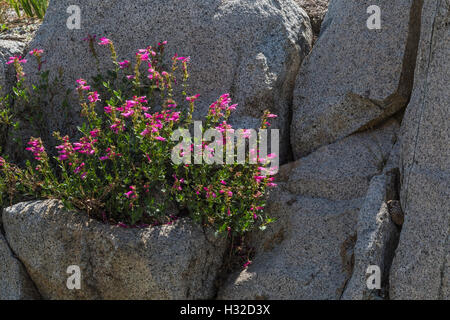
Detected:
[
  {"left": 98, "top": 37, "right": 112, "bottom": 45},
  {"left": 177, "top": 56, "right": 191, "bottom": 63},
  {"left": 186, "top": 94, "right": 200, "bottom": 102},
  {"left": 254, "top": 176, "right": 265, "bottom": 182},
  {"left": 110, "top": 119, "right": 125, "bottom": 133},
  {"left": 25, "top": 138, "right": 46, "bottom": 161},
  {"left": 90, "top": 129, "right": 100, "bottom": 138},
  {"left": 140, "top": 128, "right": 150, "bottom": 137},
  {"left": 137, "top": 51, "right": 149, "bottom": 61},
  {"left": 73, "top": 162, "right": 85, "bottom": 174},
  {"left": 29, "top": 49, "right": 44, "bottom": 57},
  {"left": 118, "top": 60, "right": 130, "bottom": 69},
  {"left": 73, "top": 137, "right": 97, "bottom": 155},
  {"left": 172, "top": 174, "right": 184, "bottom": 191},
  {"left": 55, "top": 136, "right": 74, "bottom": 161},
  {"left": 125, "top": 186, "right": 138, "bottom": 199},
  {"left": 121, "top": 109, "right": 134, "bottom": 118},
  {"left": 104, "top": 105, "right": 113, "bottom": 113},
  {"left": 76, "top": 78, "right": 90, "bottom": 91},
  {"left": 87, "top": 91, "right": 100, "bottom": 103},
  {"left": 6, "top": 56, "right": 27, "bottom": 65},
  {"left": 99, "top": 147, "right": 121, "bottom": 161}
]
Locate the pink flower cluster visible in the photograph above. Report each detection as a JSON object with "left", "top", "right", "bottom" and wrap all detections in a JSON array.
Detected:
[
  {"left": 118, "top": 60, "right": 130, "bottom": 69},
  {"left": 55, "top": 136, "right": 75, "bottom": 161},
  {"left": 116, "top": 96, "right": 148, "bottom": 118},
  {"left": 186, "top": 94, "right": 200, "bottom": 103},
  {"left": 137, "top": 47, "right": 156, "bottom": 62},
  {"left": 172, "top": 174, "right": 185, "bottom": 191},
  {"left": 140, "top": 109, "right": 181, "bottom": 138},
  {"left": 73, "top": 137, "right": 97, "bottom": 155},
  {"left": 26, "top": 138, "right": 46, "bottom": 161},
  {"left": 76, "top": 79, "right": 90, "bottom": 91},
  {"left": 29, "top": 49, "right": 44, "bottom": 57},
  {"left": 6, "top": 56, "right": 27, "bottom": 65},
  {"left": 208, "top": 93, "right": 237, "bottom": 117},
  {"left": 110, "top": 119, "right": 125, "bottom": 134},
  {"left": 125, "top": 186, "right": 138, "bottom": 199},
  {"left": 73, "top": 162, "right": 87, "bottom": 179},
  {"left": 99, "top": 147, "right": 122, "bottom": 161},
  {"left": 88, "top": 91, "right": 100, "bottom": 103}
]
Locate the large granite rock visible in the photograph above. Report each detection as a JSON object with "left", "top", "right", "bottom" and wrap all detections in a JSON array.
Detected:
[
  {"left": 0, "top": 232, "right": 40, "bottom": 300},
  {"left": 291, "top": 0, "right": 422, "bottom": 158},
  {"left": 18, "top": 0, "right": 312, "bottom": 162},
  {"left": 2, "top": 200, "right": 227, "bottom": 300},
  {"left": 219, "top": 120, "right": 399, "bottom": 299},
  {"left": 390, "top": 0, "right": 450, "bottom": 300}
]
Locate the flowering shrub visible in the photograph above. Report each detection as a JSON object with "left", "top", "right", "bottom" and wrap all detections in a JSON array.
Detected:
[{"left": 0, "top": 38, "right": 277, "bottom": 236}]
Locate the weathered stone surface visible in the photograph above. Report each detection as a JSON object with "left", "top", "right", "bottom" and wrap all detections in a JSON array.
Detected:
[
  {"left": 286, "top": 119, "right": 399, "bottom": 200},
  {"left": 390, "top": 0, "right": 450, "bottom": 300},
  {"left": 291, "top": 0, "right": 422, "bottom": 158},
  {"left": 0, "top": 232, "right": 40, "bottom": 300},
  {"left": 219, "top": 120, "right": 399, "bottom": 299},
  {"left": 295, "top": 0, "right": 330, "bottom": 37},
  {"left": 219, "top": 189, "right": 362, "bottom": 300},
  {"left": 20, "top": 0, "right": 312, "bottom": 162},
  {"left": 341, "top": 174, "right": 400, "bottom": 300},
  {"left": 2, "top": 200, "right": 227, "bottom": 300}
]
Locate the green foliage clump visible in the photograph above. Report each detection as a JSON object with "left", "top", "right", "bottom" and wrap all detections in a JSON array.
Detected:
[{"left": 8, "top": 0, "right": 48, "bottom": 19}]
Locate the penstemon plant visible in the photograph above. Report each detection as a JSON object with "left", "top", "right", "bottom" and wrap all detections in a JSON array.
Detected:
[
  {"left": 0, "top": 37, "right": 278, "bottom": 236},
  {"left": 0, "top": 49, "right": 70, "bottom": 155}
]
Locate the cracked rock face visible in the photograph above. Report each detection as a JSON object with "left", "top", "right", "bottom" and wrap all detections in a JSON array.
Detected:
[
  {"left": 341, "top": 173, "right": 400, "bottom": 300},
  {"left": 18, "top": 0, "right": 312, "bottom": 163},
  {"left": 0, "top": 232, "right": 40, "bottom": 300},
  {"left": 291, "top": 0, "right": 422, "bottom": 159},
  {"left": 295, "top": 0, "right": 330, "bottom": 38},
  {"left": 390, "top": 0, "right": 450, "bottom": 300},
  {"left": 2, "top": 200, "right": 227, "bottom": 300},
  {"left": 286, "top": 120, "right": 399, "bottom": 201},
  {"left": 219, "top": 120, "right": 399, "bottom": 299}
]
